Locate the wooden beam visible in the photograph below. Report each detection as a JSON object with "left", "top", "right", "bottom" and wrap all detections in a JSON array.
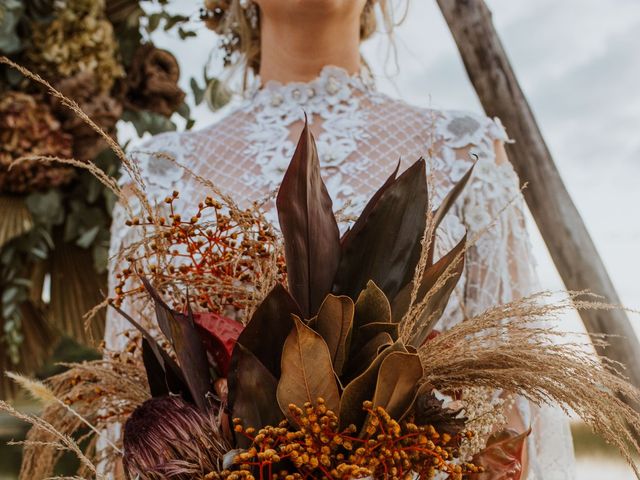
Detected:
[{"left": 436, "top": 0, "right": 640, "bottom": 391}]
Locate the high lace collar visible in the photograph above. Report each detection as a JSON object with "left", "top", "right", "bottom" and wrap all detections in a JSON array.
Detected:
[{"left": 245, "top": 65, "right": 376, "bottom": 112}]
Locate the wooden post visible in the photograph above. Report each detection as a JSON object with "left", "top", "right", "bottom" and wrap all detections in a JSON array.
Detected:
[{"left": 436, "top": 0, "right": 640, "bottom": 391}]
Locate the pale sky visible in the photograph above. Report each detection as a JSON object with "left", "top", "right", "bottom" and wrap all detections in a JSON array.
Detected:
[{"left": 143, "top": 0, "right": 640, "bottom": 335}]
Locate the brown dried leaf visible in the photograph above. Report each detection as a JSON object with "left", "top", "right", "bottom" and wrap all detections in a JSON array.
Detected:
[
  {"left": 277, "top": 316, "right": 341, "bottom": 421},
  {"left": 314, "top": 295, "right": 354, "bottom": 376},
  {"left": 339, "top": 340, "right": 407, "bottom": 431},
  {"left": 372, "top": 352, "right": 423, "bottom": 420},
  {"left": 354, "top": 281, "right": 392, "bottom": 329}
]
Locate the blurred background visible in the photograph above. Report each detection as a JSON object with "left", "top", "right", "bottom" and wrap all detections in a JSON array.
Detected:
[{"left": 1, "top": 0, "right": 639, "bottom": 478}]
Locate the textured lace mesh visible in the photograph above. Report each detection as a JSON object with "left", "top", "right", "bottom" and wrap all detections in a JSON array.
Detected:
[{"left": 105, "top": 66, "right": 575, "bottom": 479}]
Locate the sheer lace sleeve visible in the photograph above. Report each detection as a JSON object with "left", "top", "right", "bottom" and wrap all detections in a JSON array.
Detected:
[
  {"left": 460, "top": 140, "right": 538, "bottom": 313},
  {"left": 438, "top": 111, "right": 576, "bottom": 480}
]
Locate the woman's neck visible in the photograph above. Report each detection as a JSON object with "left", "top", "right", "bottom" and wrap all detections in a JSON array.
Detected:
[{"left": 258, "top": 11, "right": 362, "bottom": 84}]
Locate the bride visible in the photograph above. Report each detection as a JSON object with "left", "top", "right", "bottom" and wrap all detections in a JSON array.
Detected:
[{"left": 106, "top": 0, "right": 575, "bottom": 478}]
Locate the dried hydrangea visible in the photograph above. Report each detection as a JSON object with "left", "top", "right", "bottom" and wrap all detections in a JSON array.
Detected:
[
  {"left": 0, "top": 91, "right": 75, "bottom": 194},
  {"left": 26, "top": 0, "right": 123, "bottom": 92},
  {"left": 122, "top": 44, "right": 185, "bottom": 117},
  {"left": 52, "top": 71, "right": 122, "bottom": 159}
]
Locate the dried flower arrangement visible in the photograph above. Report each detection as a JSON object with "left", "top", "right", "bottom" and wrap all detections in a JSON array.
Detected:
[
  {"left": 2, "top": 53, "right": 640, "bottom": 480},
  {"left": 3, "top": 110, "right": 640, "bottom": 480}
]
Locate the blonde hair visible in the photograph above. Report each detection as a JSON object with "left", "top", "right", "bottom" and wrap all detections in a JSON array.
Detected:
[{"left": 202, "top": 0, "right": 406, "bottom": 82}]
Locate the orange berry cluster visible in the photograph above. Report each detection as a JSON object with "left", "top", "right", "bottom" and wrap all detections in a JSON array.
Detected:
[
  {"left": 207, "top": 399, "right": 482, "bottom": 480},
  {"left": 113, "top": 192, "right": 285, "bottom": 315}
]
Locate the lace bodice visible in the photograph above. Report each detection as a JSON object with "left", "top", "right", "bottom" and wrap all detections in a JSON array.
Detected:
[{"left": 105, "top": 66, "right": 575, "bottom": 479}]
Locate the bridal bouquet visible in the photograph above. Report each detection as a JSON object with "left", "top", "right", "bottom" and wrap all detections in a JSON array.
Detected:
[{"left": 3, "top": 72, "right": 640, "bottom": 480}]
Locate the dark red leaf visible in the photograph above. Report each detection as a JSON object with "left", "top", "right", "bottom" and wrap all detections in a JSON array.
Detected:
[
  {"left": 276, "top": 119, "right": 341, "bottom": 318},
  {"left": 233, "top": 284, "right": 301, "bottom": 379},
  {"left": 230, "top": 345, "right": 283, "bottom": 448},
  {"left": 341, "top": 160, "right": 400, "bottom": 245},
  {"left": 426, "top": 163, "right": 474, "bottom": 266},
  {"left": 169, "top": 305, "right": 213, "bottom": 411},
  {"left": 333, "top": 159, "right": 428, "bottom": 301},
  {"left": 193, "top": 311, "right": 244, "bottom": 376},
  {"left": 110, "top": 303, "right": 191, "bottom": 402}
]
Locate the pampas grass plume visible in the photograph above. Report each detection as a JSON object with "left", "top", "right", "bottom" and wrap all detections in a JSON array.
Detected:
[{"left": 6, "top": 372, "right": 56, "bottom": 405}]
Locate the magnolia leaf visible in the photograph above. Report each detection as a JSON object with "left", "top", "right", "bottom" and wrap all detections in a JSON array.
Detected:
[
  {"left": 358, "top": 322, "right": 398, "bottom": 339},
  {"left": 372, "top": 352, "right": 423, "bottom": 420},
  {"left": 333, "top": 160, "right": 428, "bottom": 300},
  {"left": 344, "top": 332, "right": 394, "bottom": 382},
  {"left": 193, "top": 311, "right": 244, "bottom": 377},
  {"left": 354, "top": 281, "right": 392, "bottom": 329},
  {"left": 231, "top": 345, "right": 283, "bottom": 447},
  {"left": 339, "top": 340, "right": 407, "bottom": 431},
  {"left": 408, "top": 235, "right": 466, "bottom": 348},
  {"left": 349, "top": 282, "right": 395, "bottom": 358},
  {"left": 277, "top": 316, "right": 341, "bottom": 421},
  {"left": 426, "top": 164, "right": 474, "bottom": 266},
  {"left": 314, "top": 295, "right": 354, "bottom": 376},
  {"left": 471, "top": 429, "right": 531, "bottom": 480},
  {"left": 235, "top": 284, "right": 300, "bottom": 379},
  {"left": 276, "top": 120, "right": 341, "bottom": 317}
]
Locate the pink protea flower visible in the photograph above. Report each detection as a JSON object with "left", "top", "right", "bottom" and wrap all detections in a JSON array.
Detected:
[{"left": 122, "top": 395, "right": 227, "bottom": 480}]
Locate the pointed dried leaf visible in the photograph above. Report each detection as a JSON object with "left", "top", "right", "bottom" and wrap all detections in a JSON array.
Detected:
[
  {"left": 407, "top": 234, "right": 466, "bottom": 347},
  {"left": 426, "top": 164, "right": 474, "bottom": 266},
  {"left": 341, "top": 161, "right": 400, "bottom": 244},
  {"left": 333, "top": 160, "right": 428, "bottom": 300},
  {"left": 392, "top": 234, "right": 466, "bottom": 322},
  {"left": 141, "top": 338, "right": 190, "bottom": 401},
  {"left": 231, "top": 345, "right": 283, "bottom": 447},
  {"left": 140, "top": 276, "right": 173, "bottom": 342},
  {"left": 471, "top": 429, "right": 531, "bottom": 480},
  {"left": 345, "top": 332, "right": 394, "bottom": 382},
  {"left": 277, "top": 317, "right": 341, "bottom": 421},
  {"left": 339, "top": 340, "right": 407, "bottom": 431},
  {"left": 236, "top": 284, "right": 300, "bottom": 379},
  {"left": 171, "top": 306, "right": 214, "bottom": 411},
  {"left": 372, "top": 352, "right": 423, "bottom": 420},
  {"left": 276, "top": 120, "right": 341, "bottom": 317},
  {"left": 111, "top": 303, "right": 190, "bottom": 402},
  {"left": 315, "top": 295, "right": 354, "bottom": 376}
]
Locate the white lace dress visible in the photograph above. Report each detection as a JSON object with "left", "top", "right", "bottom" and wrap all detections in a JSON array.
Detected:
[{"left": 107, "top": 66, "right": 575, "bottom": 479}]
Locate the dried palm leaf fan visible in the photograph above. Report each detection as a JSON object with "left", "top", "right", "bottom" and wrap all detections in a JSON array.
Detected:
[
  {"left": 0, "top": 302, "right": 54, "bottom": 397},
  {"left": 0, "top": 196, "right": 33, "bottom": 248},
  {"left": 48, "top": 237, "right": 106, "bottom": 343}
]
